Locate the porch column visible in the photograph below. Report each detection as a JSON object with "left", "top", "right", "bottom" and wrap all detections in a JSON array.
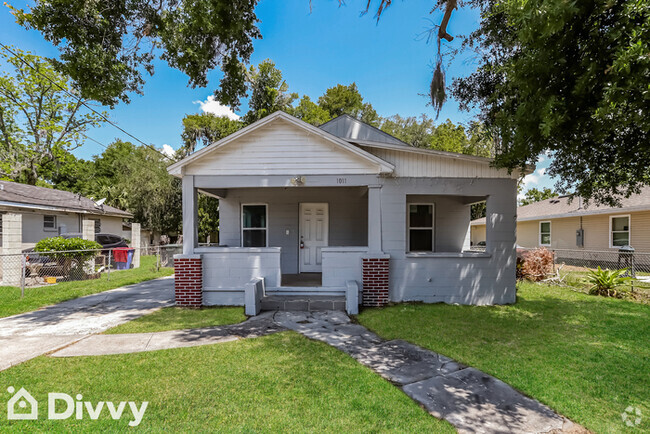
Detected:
[
  {"left": 367, "top": 185, "right": 382, "bottom": 253},
  {"left": 182, "top": 175, "right": 198, "bottom": 255},
  {"left": 363, "top": 185, "right": 390, "bottom": 307}
]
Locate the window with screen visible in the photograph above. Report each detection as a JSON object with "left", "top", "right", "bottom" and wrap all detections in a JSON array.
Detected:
[
  {"left": 92, "top": 219, "right": 101, "bottom": 233},
  {"left": 408, "top": 204, "right": 434, "bottom": 252},
  {"left": 610, "top": 215, "right": 630, "bottom": 247},
  {"left": 242, "top": 205, "right": 267, "bottom": 247},
  {"left": 539, "top": 221, "right": 551, "bottom": 246},
  {"left": 43, "top": 215, "right": 56, "bottom": 230}
]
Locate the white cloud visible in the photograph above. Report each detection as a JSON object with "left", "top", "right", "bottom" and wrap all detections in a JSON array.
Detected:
[
  {"left": 518, "top": 167, "right": 549, "bottom": 200},
  {"left": 193, "top": 96, "right": 240, "bottom": 120},
  {"left": 536, "top": 168, "right": 546, "bottom": 176},
  {"left": 161, "top": 144, "right": 175, "bottom": 157}
]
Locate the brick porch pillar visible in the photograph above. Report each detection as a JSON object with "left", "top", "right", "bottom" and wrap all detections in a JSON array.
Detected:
[
  {"left": 362, "top": 254, "right": 390, "bottom": 307},
  {"left": 173, "top": 254, "right": 202, "bottom": 307}
]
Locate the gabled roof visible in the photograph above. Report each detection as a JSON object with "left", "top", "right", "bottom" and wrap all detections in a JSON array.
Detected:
[
  {"left": 167, "top": 111, "right": 395, "bottom": 176},
  {"left": 471, "top": 186, "right": 650, "bottom": 224},
  {"left": 0, "top": 181, "right": 133, "bottom": 218},
  {"left": 319, "top": 114, "right": 410, "bottom": 147}
]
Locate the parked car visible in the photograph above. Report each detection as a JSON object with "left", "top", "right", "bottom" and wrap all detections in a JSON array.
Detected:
[{"left": 61, "top": 233, "right": 128, "bottom": 249}]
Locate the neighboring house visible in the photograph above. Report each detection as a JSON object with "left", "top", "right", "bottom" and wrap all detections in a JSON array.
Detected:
[
  {"left": 471, "top": 189, "right": 650, "bottom": 254},
  {"left": 0, "top": 180, "right": 133, "bottom": 251},
  {"left": 168, "top": 112, "right": 528, "bottom": 312}
]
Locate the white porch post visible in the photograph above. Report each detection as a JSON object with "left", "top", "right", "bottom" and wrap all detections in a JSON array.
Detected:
[
  {"left": 182, "top": 175, "right": 198, "bottom": 255},
  {"left": 367, "top": 185, "right": 382, "bottom": 253}
]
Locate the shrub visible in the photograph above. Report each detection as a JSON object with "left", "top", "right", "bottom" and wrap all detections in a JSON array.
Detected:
[
  {"left": 517, "top": 247, "right": 554, "bottom": 281},
  {"left": 586, "top": 267, "right": 631, "bottom": 298},
  {"left": 34, "top": 237, "right": 102, "bottom": 260}
]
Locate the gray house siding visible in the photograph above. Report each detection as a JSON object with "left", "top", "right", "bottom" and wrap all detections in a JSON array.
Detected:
[
  {"left": 379, "top": 177, "right": 517, "bottom": 305},
  {"left": 218, "top": 187, "right": 368, "bottom": 274}
]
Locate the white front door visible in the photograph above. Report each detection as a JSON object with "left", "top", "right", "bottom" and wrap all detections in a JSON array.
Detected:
[{"left": 299, "top": 203, "right": 329, "bottom": 273}]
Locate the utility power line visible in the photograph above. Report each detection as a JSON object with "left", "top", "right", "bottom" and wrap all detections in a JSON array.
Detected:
[{"left": 0, "top": 42, "right": 171, "bottom": 160}]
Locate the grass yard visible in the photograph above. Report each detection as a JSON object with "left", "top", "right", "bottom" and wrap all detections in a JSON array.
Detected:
[
  {"left": 358, "top": 282, "right": 650, "bottom": 433},
  {"left": 105, "top": 306, "right": 247, "bottom": 334},
  {"left": 0, "top": 255, "right": 173, "bottom": 318},
  {"left": 0, "top": 332, "right": 452, "bottom": 432}
]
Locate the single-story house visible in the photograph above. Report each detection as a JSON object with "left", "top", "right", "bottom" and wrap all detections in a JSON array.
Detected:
[
  {"left": 471, "top": 188, "right": 650, "bottom": 266},
  {"left": 168, "top": 111, "right": 527, "bottom": 313},
  {"left": 0, "top": 180, "right": 133, "bottom": 252}
]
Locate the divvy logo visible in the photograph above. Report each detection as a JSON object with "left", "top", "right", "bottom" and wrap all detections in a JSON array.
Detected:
[{"left": 6, "top": 386, "right": 148, "bottom": 426}]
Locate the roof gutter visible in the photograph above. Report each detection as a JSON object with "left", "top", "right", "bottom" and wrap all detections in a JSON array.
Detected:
[{"left": 0, "top": 200, "right": 133, "bottom": 218}]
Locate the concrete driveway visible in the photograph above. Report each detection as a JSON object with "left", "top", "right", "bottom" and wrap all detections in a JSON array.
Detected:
[{"left": 0, "top": 276, "right": 174, "bottom": 371}]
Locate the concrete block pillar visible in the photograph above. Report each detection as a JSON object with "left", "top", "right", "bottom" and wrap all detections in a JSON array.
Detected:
[
  {"left": 361, "top": 253, "right": 390, "bottom": 307},
  {"left": 131, "top": 223, "right": 141, "bottom": 268},
  {"left": 82, "top": 219, "right": 95, "bottom": 241},
  {"left": 81, "top": 218, "right": 96, "bottom": 274},
  {"left": 1, "top": 213, "right": 22, "bottom": 286},
  {"left": 173, "top": 254, "right": 202, "bottom": 307}
]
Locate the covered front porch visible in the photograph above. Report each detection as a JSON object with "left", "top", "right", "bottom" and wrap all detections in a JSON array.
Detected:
[{"left": 179, "top": 177, "right": 384, "bottom": 314}]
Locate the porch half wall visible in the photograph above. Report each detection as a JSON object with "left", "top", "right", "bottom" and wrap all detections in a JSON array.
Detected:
[{"left": 218, "top": 187, "right": 368, "bottom": 274}]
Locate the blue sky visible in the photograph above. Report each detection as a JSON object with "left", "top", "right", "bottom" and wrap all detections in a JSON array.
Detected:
[{"left": 0, "top": 0, "right": 553, "bottom": 195}]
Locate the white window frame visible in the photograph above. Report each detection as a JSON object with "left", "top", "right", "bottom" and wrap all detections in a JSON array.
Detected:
[
  {"left": 609, "top": 214, "right": 630, "bottom": 248},
  {"left": 43, "top": 215, "right": 57, "bottom": 231},
  {"left": 539, "top": 221, "right": 551, "bottom": 247},
  {"left": 241, "top": 203, "right": 268, "bottom": 248},
  {"left": 407, "top": 203, "right": 435, "bottom": 252}
]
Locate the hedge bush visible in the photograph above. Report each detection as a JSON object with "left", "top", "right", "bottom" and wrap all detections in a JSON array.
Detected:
[{"left": 34, "top": 237, "right": 102, "bottom": 260}]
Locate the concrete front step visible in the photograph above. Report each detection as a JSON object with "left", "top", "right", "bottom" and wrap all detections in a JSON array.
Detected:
[
  {"left": 265, "top": 286, "right": 345, "bottom": 296},
  {"left": 261, "top": 295, "right": 346, "bottom": 312}
]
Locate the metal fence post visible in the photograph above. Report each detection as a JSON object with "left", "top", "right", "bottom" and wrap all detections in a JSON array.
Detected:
[
  {"left": 156, "top": 246, "right": 160, "bottom": 272},
  {"left": 107, "top": 249, "right": 112, "bottom": 281},
  {"left": 20, "top": 253, "right": 26, "bottom": 299}
]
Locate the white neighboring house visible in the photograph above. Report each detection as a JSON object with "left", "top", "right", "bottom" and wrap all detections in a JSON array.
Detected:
[
  {"left": 168, "top": 111, "right": 530, "bottom": 314},
  {"left": 0, "top": 180, "right": 133, "bottom": 252}
]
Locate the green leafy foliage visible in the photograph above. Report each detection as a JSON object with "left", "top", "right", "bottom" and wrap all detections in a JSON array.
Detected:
[
  {"left": 34, "top": 237, "right": 101, "bottom": 259},
  {"left": 519, "top": 187, "right": 557, "bottom": 206},
  {"left": 180, "top": 113, "right": 242, "bottom": 156},
  {"left": 10, "top": 0, "right": 261, "bottom": 107},
  {"left": 586, "top": 267, "right": 632, "bottom": 298},
  {"left": 453, "top": 0, "right": 650, "bottom": 205},
  {"left": 0, "top": 48, "right": 105, "bottom": 185},
  {"left": 242, "top": 59, "right": 297, "bottom": 125}
]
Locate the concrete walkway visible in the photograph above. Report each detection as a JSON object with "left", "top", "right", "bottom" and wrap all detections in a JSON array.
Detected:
[
  {"left": 52, "top": 312, "right": 283, "bottom": 357},
  {"left": 0, "top": 276, "right": 174, "bottom": 371},
  {"left": 273, "top": 311, "right": 582, "bottom": 434},
  {"left": 51, "top": 308, "right": 582, "bottom": 433}
]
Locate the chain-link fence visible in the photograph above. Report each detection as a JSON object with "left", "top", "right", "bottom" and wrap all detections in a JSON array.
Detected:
[
  {"left": 520, "top": 247, "right": 650, "bottom": 276},
  {"left": 0, "top": 244, "right": 182, "bottom": 297}
]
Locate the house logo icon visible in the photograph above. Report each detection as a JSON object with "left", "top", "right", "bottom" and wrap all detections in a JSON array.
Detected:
[{"left": 7, "top": 386, "right": 38, "bottom": 420}]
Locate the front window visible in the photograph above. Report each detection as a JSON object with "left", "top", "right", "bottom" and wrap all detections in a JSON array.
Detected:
[
  {"left": 408, "top": 204, "right": 434, "bottom": 252},
  {"left": 610, "top": 215, "right": 630, "bottom": 247},
  {"left": 539, "top": 221, "right": 551, "bottom": 246},
  {"left": 44, "top": 215, "right": 56, "bottom": 231},
  {"left": 242, "top": 205, "right": 267, "bottom": 247},
  {"left": 92, "top": 219, "right": 101, "bottom": 233}
]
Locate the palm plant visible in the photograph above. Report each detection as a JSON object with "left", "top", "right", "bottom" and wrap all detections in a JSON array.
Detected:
[{"left": 586, "top": 267, "right": 631, "bottom": 298}]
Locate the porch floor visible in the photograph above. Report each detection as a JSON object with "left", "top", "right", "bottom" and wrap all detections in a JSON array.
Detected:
[
  {"left": 281, "top": 273, "right": 322, "bottom": 287},
  {"left": 261, "top": 295, "right": 345, "bottom": 312}
]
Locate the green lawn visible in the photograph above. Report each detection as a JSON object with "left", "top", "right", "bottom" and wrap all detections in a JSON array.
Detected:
[
  {"left": 105, "top": 306, "right": 247, "bottom": 334},
  {"left": 0, "top": 332, "right": 452, "bottom": 432},
  {"left": 357, "top": 282, "right": 650, "bottom": 433},
  {"left": 0, "top": 255, "right": 173, "bottom": 318}
]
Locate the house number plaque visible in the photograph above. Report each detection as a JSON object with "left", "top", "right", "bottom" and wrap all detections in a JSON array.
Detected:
[{"left": 336, "top": 178, "right": 347, "bottom": 184}]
